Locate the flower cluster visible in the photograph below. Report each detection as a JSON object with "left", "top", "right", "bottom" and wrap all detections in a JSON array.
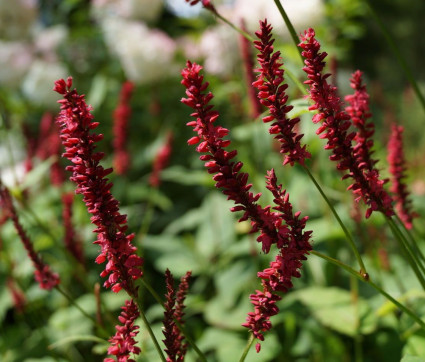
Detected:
[
  {"left": 387, "top": 124, "right": 417, "bottom": 229},
  {"left": 345, "top": 70, "right": 376, "bottom": 172},
  {"left": 113, "top": 81, "right": 134, "bottom": 175},
  {"left": 150, "top": 132, "right": 173, "bottom": 188},
  {"left": 105, "top": 299, "right": 141, "bottom": 362},
  {"left": 182, "top": 61, "right": 312, "bottom": 351},
  {"left": 299, "top": 28, "right": 393, "bottom": 219},
  {"left": 185, "top": 0, "right": 216, "bottom": 12},
  {"left": 243, "top": 169, "right": 312, "bottom": 352},
  {"left": 181, "top": 61, "right": 287, "bottom": 254},
  {"left": 54, "top": 77, "right": 143, "bottom": 295},
  {"left": 162, "top": 269, "right": 191, "bottom": 362},
  {"left": 0, "top": 183, "right": 60, "bottom": 290},
  {"left": 253, "top": 19, "right": 311, "bottom": 166}
]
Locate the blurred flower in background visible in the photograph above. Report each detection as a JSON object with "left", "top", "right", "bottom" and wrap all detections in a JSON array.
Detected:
[{"left": 100, "top": 17, "right": 177, "bottom": 84}]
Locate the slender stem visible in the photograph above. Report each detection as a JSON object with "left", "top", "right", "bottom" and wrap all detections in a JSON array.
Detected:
[
  {"left": 311, "top": 250, "right": 425, "bottom": 331},
  {"left": 211, "top": 10, "right": 254, "bottom": 42},
  {"left": 273, "top": 0, "right": 304, "bottom": 65},
  {"left": 55, "top": 285, "right": 110, "bottom": 337},
  {"left": 133, "top": 296, "right": 167, "bottom": 362},
  {"left": 239, "top": 333, "right": 255, "bottom": 362},
  {"left": 139, "top": 278, "right": 208, "bottom": 362},
  {"left": 386, "top": 217, "right": 425, "bottom": 289},
  {"left": 364, "top": 0, "right": 425, "bottom": 115},
  {"left": 302, "top": 165, "right": 368, "bottom": 276}
]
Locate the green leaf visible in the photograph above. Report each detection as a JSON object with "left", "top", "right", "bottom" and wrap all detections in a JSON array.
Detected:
[
  {"left": 293, "top": 287, "right": 377, "bottom": 336},
  {"left": 401, "top": 355, "right": 425, "bottom": 362}
]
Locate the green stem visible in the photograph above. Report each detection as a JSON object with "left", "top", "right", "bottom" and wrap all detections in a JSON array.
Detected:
[
  {"left": 133, "top": 296, "right": 167, "bottom": 362},
  {"left": 273, "top": 0, "right": 304, "bottom": 65},
  {"left": 140, "top": 278, "right": 208, "bottom": 362},
  {"left": 211, "top": 10, "right": 254, "bottom": 42},
  {"left": 311, "top": 250, "right": 425, "bottom": 330},
  {"left": 55, "top": 285, "right": 109, "bottom": 337},
  {"left": 239, "top": 333, "right": 255, "bottom": 362},
  {"left": 302, "top": 165, "right": 368, "bottom": 276},
  {"left": 386, "top": 217, "right": 425, "bottom": 289},
  {"left": 364, "top": 0, "right": 425, "bottom": 115}
]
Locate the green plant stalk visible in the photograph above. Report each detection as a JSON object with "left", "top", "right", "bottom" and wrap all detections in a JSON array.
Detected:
[
  {"left": 350, "top": 275, "right": 363, "bottom": 362},
  {"left": 273, "top": 0, "right": 304, "bottom": 65},
  {"left": 395, "top": 214, "right": 425, "bottom": 264},
  {"left": 311, "top": 250, "right": 425, "bottom": 331},
  {"left": 364, "top": 0, "right": 425, "bottom": 115},
  {"left": 140, "top": 278, "right": 208, "bottom": 362},
  {"left": 302, "top": 165, "right": 368, "bottom": 276},
  {"left": 239, "top": 333, "right": 255, "bottom": 362},
  {"left": 210, "top": 9, "right": 254, "bottom": 42},
  {"left": 386, "top": 216, "right": 425, "bottom": 289},
  {"left": 133, "top": 296, "right": 167, "bottom": 362}
]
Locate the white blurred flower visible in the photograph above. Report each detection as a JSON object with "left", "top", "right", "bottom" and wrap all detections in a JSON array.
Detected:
[
  {"left": 34, "top": 25, "right": 68, "bottom": 61},
  {"left": 0, "top": 0, "right": 38, "bottom": 40},
  {"left": 101, "top": 18, "right": 177, "bottom": 84},
  {"left": 232, "top": 0, "right": 324, "bottom": 38},
  {"left": 199, "top": 25, "right": 239, "bottom": 76},
  {"left": 0, "top": 41, "right": 34, "bottom": 88},
  {"left": 91, "top": 0, "right": 163, "bottom": 23},
  {"left": 21, "top": 60, "right": 68, "bottom": 108}
]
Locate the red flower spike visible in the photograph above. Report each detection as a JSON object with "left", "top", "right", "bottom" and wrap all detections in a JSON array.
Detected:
[
  {"left": 387, "top": 124, "right": 417, "bottom": 229},
  {"left": 182, "top": 62, "right": 312, "bottom": 349},
  {"left": 299, "top": 29, "right": 393, "bottom": 219},
  {"left": 0, "top": 184, "right": 60, "bottom": 290},
  {"left": 253, "top": 20, "right": 311, "bottom": 166},
  {"left": 242, "top": 169, "right": 312, "bottom": 350},
  {"left": 185, "top": 0, "right": 216, "bottom": 12},
  {"left": 345, "top": 70, "right": 377, "bottom": 172},
  {"left": 181, "top": 61, "right": 288, "bottom": 254},
  {"left": 105, "top": 299, "right": 141, "bottom": 362},
  {"left": 54, "top": 77, "right": 143, "bottom": 296}
]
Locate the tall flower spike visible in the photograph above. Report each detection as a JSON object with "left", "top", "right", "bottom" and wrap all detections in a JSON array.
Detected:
[
  {"left": 181, "top": 61, "right": 288, "bottom": 254},
  {"left": 387, "top": 124, "right": 417, "bottom": 229},
  {"left": 0, "top": 183, "right": 60, "bottom": 290},
  {"left": 162, "top": 269, "right": 190, "bottom": 362},
  {"left": 253, "top": 19, "right": 311, "bottom": 166},
  {"left": 113, "top": 81, "right": 134, "bottom": 175},
  {"left": 54, "top": 77, "right": 143, "bottom": 295},
  {"left": 243, "top": 169, "right": 312, "bottom": 352},
  {"left": 104, "top": 299, "right": 141, "bottom": 362},
  {"left": 345, "top": 70, "right": 377, "bottom": 172},
  {"left": 299, "top": 29, "right": 393, "bottom": 219}
]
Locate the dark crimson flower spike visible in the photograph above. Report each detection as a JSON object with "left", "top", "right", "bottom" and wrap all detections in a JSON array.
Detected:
[{"left": 54, "top": 77, "right": 143, "bottom": 296}]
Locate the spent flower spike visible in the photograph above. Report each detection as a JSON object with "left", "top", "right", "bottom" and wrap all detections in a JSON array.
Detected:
[
  {"left": 54, "top": 77, "right": 143, "bottom": 295},
  {"left": 253, "top": 19, "right": 311, "bottom": 166},
  {"left": 162, "top": 269, "right": 191, "bottom": 362},
  {"left": 387, "top": 124, "right": 417, "bottom": 229},
  {"left": 299, "top": 28, "right": 393, "bottom": 219}
]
